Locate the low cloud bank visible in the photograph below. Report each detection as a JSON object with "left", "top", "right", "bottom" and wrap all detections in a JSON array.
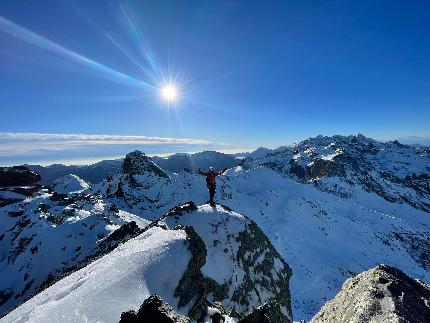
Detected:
[{"left": 0, "top": 132, "right": 229, "bottom": 165}]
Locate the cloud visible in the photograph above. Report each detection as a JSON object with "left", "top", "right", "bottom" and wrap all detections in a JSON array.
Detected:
[{"left": 0, "top": 132, "right": 223, "bottom": 156}]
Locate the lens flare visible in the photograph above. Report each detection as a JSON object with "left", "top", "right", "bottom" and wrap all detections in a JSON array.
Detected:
[
  {"left": 0, "top": 15, "right": 152, "bottom": 89},
  {"left": 161, "top": 84, "right": 178, "bottom": 103}
]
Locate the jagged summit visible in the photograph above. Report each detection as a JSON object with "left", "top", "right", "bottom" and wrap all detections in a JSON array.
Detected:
[
  {"left": 122, "top": 150, "right": 168, "bottom": 178},
  {"left": 310, "top": 264, "right": 430, "bottom": 323},
  {"left": 251, "top": 133, "right": 430, "bottom": 212}
]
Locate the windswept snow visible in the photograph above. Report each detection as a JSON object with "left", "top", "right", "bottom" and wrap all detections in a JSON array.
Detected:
[
  {"left": 52, "top": 174, "right": 89, "bottom": 195},
  {"left": 3, "top": 227, "right": 190, "bottom": 323}
]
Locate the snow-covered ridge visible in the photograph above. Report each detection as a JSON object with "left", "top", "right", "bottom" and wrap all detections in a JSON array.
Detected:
[
  {"left": 3, "top": 202, "right": 293, "bottom": 322},
  {"left": 252, "top": 134, "right": 430, "bottom": 212},
  {"left": 0, "top": 185, "right": 150, "bottom": 316},
  {"left": 3, "top": 226, "right": 190, "bottom": 323}
]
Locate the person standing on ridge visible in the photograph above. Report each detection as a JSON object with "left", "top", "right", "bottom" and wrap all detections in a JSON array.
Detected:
[{"left": 198, "top": 167, "right": 227, "bottom": 205}]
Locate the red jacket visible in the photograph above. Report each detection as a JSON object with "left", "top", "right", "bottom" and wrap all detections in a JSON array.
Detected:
[{"left": 199, "top": 169, "right": 226, "bottom": 186}]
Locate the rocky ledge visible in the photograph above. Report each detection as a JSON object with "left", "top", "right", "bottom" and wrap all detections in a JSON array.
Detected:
[{"left": 310, "top": 264, "right": 430, "bottom": 323}]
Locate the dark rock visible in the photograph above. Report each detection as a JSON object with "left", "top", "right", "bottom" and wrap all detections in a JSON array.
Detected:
[
  {"left": 306, "top": 158, "right": 344, "bottom": 180},
  {"left": 0, "top": 166, "right": 40, "bottom": 187},
  {"left": 164, "top": 202, "right": 198, "bottom": 218},
  {"left": 233, "top": 221, "right": 292, "bottom": 322},
  {"left": 238, "top": 300, "right": 289, "bottom": 323},
  {"left": 119, "top": 294, "right": 190, "bottom": 323},
  {"left": 174, "top": 226, "right": 228, "bottom": 321},
  {"left": 0, "top": 290, "right": 13, "bottom": 307},
  {"left": 122, "top": 150, "right": 169, "bottom": 178}
]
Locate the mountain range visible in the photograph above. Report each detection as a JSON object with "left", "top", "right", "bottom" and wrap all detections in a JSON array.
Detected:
[{"left": 1, "top": 134, "right": 429, "bottom": 322}]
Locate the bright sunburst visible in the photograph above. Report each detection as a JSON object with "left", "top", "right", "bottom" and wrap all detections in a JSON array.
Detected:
[{"left": 160, "top": 84, "right": 178, "bottom": 103}]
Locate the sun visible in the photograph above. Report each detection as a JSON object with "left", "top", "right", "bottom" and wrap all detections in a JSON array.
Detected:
[{"left": 160, "top": 84, "right": 178, "bottom": 103}]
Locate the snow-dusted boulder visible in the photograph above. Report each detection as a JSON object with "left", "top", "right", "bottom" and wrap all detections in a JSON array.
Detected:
[
  {"left": 310, "top": 264, "right": 430, "bottom": 323},
  {"left": 52, "top": 174, "right": 90, "bottom": 195}
]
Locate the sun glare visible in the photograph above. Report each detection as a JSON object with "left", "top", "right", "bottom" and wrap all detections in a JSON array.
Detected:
[{"left": 161, "top": 84, "right": 178, "bottom": 103}]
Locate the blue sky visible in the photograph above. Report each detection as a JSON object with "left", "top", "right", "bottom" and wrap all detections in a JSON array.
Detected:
[{"left": 0, "top": 0, "right": 429, "bottom": 165}]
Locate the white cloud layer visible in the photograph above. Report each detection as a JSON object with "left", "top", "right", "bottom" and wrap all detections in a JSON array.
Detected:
[{"left": 0, "top": 132, "right": 221, "bottom": 156}]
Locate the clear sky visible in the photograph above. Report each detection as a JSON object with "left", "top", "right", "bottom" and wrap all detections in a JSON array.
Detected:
[{"left": 0, "top": 0, "right": 429, "bottom": 165}]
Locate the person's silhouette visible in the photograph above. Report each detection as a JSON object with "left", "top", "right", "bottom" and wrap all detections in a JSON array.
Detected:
[{"left": 198, "top": 167, "right": 227, "bottom": 205}]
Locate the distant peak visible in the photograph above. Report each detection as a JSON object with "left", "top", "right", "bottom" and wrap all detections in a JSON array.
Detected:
[{"left": 122, "top": 150, "right": 168, "bottom": 178}]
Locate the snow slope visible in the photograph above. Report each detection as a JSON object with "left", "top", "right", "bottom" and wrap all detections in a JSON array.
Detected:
[
  {"left": 216, "top": 166, "right": 430, "bottom": 319},
  {"left": 3, "top": 226, "right": 191, "bottom": 323},
  {"left": 52, "top": 174, "right": 90, "bottom": 194},
  {"left": 0, "top": 184, "right": 150, "bottom": 315}
]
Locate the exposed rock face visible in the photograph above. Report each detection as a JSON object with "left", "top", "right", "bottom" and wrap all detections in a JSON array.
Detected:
[
  {"left": 0, "top": 166, "right": 40, "bottom": 187},
  {"left": 238, "top": 300, "right": 288, "bottom": 323},
  {"left": 92, "top": 156, "right": 175, "bottom": 220},
  {"left": 160, "top": 202, "right": 293, "bottom": 323},
  {"left": 119, "top": 294, "right": 190, "bottom": 323},
  {"left": 122, "top": 150, "right": 168, "bottom": 178},
  {"left": 310, "top": 264, "right": 430, "bottom": 323},
  {"left": 0, "top": 166, "right": 41, "bottom": 207}
]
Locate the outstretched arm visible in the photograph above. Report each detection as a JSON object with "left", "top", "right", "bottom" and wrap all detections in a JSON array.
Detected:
[{"left": 198, "top": 168, "right": 208, "bottom": 176}]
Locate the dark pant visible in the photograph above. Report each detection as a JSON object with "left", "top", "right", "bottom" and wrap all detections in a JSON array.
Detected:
[{"left": 208, "top": 184, "right": 216, "bottom": 203}]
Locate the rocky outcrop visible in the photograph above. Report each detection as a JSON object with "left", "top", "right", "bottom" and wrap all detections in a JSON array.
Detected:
[
  {"left": 160, "top": 202, "right": 293, "bottom": 322},
  {"left": 310, "top": 264, "right": 430, "bottom": 323},
  {"left": 0, "top": 166, "right": 40, "bottom": 187},
  {"left": 122, "top": 150, "right": 168, "bottom": 178},
  {"left": 0, "top": 166, "right": 41, "bottom": 207},
  {"left": 119, "top": 295, "right": 190, "bottom": 323},
  {"left": 119, "top": 295, "right": 289, "bottom": 323},
  {"left": 238, "top": 300, "right": 288, "bottom": 323}
]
